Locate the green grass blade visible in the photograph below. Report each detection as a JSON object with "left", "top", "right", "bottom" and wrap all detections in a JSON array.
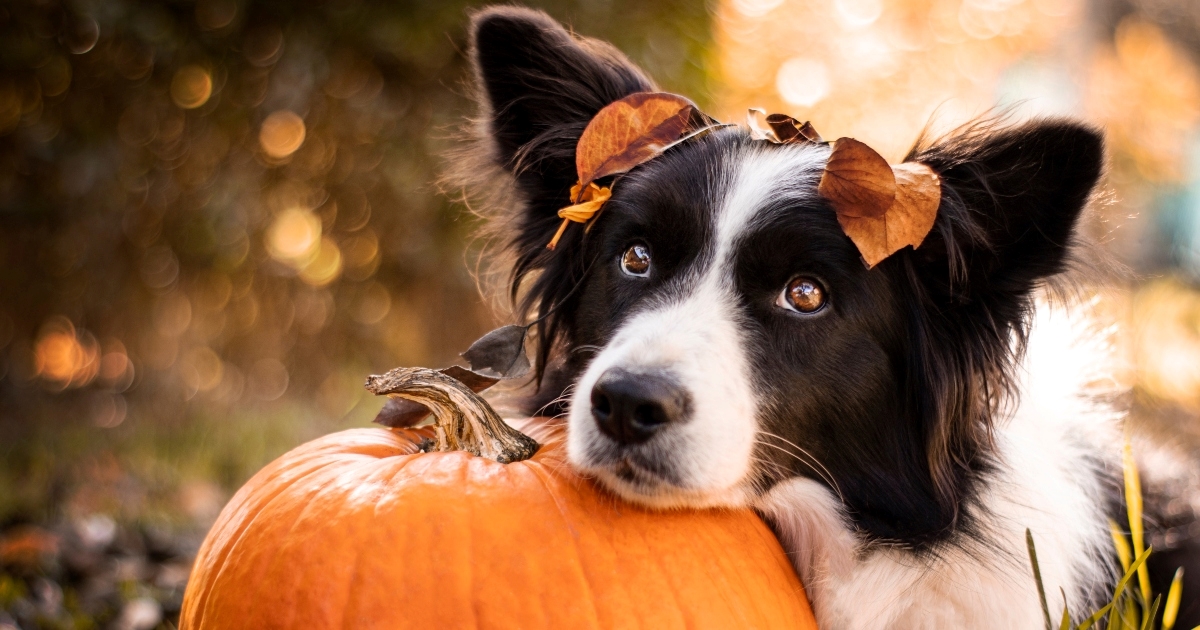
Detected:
[
  {"left": 1141, "top": 594, "right": 1161, "bottom": 630},
  {"left": 1059, "top": 588, "right": 1072, "bottom": 630},
  {"left": 1028, "top": 528, "right": 1053, "bottom": 630},
  {"left": 1111, "top": 518, "right": 1133, "bottom": 573},
  {"left": 1114, "top": 546, "right": 1154, "bottom": 602},
  {"left": 1163, "top": 567, "right": 1184, "bottom": 630},
  {"left": 1124, "top": 438, "right": 1152, "bottom": 604},
  {"left": 1077, "top": 602, "right": 1113, "bottom": 630}
]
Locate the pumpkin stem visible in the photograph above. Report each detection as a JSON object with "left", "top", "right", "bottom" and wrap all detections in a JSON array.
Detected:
[{"left": 364, "top": 367, "right": 539, "bottom": 463}]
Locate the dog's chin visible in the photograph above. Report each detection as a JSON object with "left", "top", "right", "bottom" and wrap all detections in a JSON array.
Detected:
[{"left": 573, "top": 449, "right": 755, "bottom": 510}]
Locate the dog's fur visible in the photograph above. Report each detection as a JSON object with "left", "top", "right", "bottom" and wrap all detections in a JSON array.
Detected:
[{"left": 455, "top": 7, "right": 1200, "bottom": 627}]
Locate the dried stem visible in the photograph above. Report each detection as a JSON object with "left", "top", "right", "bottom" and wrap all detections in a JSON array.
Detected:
[{"left": 364, "top": 367, "right": 538, "bottom": 463}]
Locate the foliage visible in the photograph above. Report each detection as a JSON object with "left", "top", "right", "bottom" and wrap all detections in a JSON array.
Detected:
[{"left": 1027, "top": 438, "right": 1191, "bottom": 630}]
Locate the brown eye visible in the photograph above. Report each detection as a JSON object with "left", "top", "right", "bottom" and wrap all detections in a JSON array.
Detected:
[
  {"left": 621, "top": 243, "right": 651, "bottom": 277},
  {"left": 779, "top": 277, "right": 826, "bottom": 313}
]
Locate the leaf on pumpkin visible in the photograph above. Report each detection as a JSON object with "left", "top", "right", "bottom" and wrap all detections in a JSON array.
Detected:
[
  {"left": 373, "top": 398, "right": 429, "bottom": 428},
  {"left": 818, "top": 137, "right": 896, "bottom": 219},
  {"left": 461, "top": 324, "right": 531, "bottom": 378},
  {"left": 438, "top": 364, "right": 501, "bottom": 391},
  {"left": 371, "top": 364, "right": 502, "bottom": 428},
  {"left": 834, "top": 161, "right": 941, "bottom": 268},
  {"left": 747, "top": 108, "right": 823, "bottom": 144},
  {"left": 574, "top": 92, "right": 695, "bottom": 195}
]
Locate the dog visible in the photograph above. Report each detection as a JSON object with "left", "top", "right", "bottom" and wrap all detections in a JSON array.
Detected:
[{"left": 454, "top": 6, "right": 1200, "bottom": 627}]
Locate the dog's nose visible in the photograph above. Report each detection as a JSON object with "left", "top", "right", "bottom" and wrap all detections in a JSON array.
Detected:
[{"left": 590, "top": 368, "right": 690, "bottom": 444}]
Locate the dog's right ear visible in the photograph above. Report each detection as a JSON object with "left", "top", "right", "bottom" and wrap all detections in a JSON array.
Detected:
[
  {"left": 468, "top": 8, "right": 656, "bottom": 390},
  {"left": 469, "top": 6, "right": 654, "bottom": 206}
]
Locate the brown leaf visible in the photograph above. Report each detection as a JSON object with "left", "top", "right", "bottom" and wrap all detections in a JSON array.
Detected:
[
  {"left": 818, "top": 137, "right": 896, "bottom": 219},
  {"left": 836, "top": 162, "right": 941, "bottom": 268},
  {"left": 747, "top": 108, "right": 822, "bottom": 144},
  {"left": 575, "top": 92, "right": 695, "bottom": 194},
  {"left": 767, "top": 114, "right": 823, "bottom": 144},
  {"left": 440, "top": 365, "right": 503, "bottom": 391}
]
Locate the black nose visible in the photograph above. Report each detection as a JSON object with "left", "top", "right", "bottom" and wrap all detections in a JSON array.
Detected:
[{"left": 590, "top": 368, "right": 690, "bottom": 445}]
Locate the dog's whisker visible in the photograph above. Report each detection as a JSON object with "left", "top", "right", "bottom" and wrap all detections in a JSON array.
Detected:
[
  {"left": 754, "top": 437, "right": 844, "bottom": 503},
  {"left": 756, "top": 430, "right": 842, "bottom": 494}
]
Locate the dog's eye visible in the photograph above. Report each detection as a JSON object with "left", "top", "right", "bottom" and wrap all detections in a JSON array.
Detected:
[
  {"left": 778, "top": 277, "right": 826, "bottom": 313},
  {"left": 621, "top": 243, "right": 651, "bottom": 277}
]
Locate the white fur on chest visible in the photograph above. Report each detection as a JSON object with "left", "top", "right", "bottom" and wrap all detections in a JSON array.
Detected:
[{"left": 758, "top": 301, "right": 1122, "bottom": 629}]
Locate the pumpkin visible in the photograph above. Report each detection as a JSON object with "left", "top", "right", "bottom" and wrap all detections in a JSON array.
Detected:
[{"left": 180, "top": 368, "right": 817, "bottom": 629}]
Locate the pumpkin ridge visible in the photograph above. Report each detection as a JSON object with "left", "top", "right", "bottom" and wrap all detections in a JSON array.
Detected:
[
  {"left": 238, "top": 452, "right": 397, "bottom": 626},
  {"left": 259, "top": 460, "right": 369, "bottom": 628},
  {"left": 521, "top": 460, "right": 604, "bottom": 628}
]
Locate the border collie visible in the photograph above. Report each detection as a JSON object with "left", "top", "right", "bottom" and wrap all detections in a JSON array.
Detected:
[{"left": 455, "top": 6, "right": 1200, "bottom": 627}]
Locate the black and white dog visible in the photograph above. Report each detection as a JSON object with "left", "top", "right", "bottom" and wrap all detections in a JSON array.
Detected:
[{"left": 457, "top": 6, "right": 1199, "bottom": 627}]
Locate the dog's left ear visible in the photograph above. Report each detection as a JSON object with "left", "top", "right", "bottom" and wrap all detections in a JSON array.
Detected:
[
  {"left": 910, "top": 119, "right": 1104, "bottom": 301},
  {"left": 901, "top": 119, "right": 1104, "bottom": 509}
]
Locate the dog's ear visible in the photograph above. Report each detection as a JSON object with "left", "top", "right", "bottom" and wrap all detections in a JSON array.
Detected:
[
  {"left": 910, "top": 119, "right": 1104, "bottom": 307},
  {"left": 470, "top": 6, "right": 654, "bottom": 203},
  {"left": 899, "top": 119, "right": 1104, "bottom": 511},
  {"left": 467, "top": 8, "right": 655, "bottom": 388}
]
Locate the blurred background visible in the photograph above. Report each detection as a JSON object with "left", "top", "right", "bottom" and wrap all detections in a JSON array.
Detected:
[{"left": 1, "top": 0, "right": 1199, "bottom": 627}]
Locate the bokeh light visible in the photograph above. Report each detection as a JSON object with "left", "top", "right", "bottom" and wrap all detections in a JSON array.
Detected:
[
  {"left": 259, "top": 110, "right": 306, "bottom": 158},
  {"left": 776, "top": 57, "right": 831, "bottom": 107},
  {"left": 266, "top": 207, "right": 321, "bottom": 266},
  {"left": 33, "top": 318, "right": 100, "bottom": 390},
  {"left": 171, "top": 65, "right": 214, "bottom": 109}
]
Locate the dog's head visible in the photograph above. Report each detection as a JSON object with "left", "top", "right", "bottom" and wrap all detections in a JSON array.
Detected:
[{"left": 466, "top": 7, "right": 1103, "bottom": 544}]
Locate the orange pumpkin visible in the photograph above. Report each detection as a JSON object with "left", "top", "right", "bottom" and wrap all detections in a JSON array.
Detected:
[{"left": 180, "top": 369, "right": 817, "bottom": 629}]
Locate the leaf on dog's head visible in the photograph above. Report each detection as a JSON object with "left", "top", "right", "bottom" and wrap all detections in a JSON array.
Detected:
[
  {"left": 575, "top": 92, "right": 695, "bottom": 196},
  {"left": 371, "top": 365, "right": 502, "bottom": 428},
  {"left": 834, "top": 162, "right": 941, "bottom": 268},
  {"left": 818, "top": 137, "right": 896, "bottom": 219},
  {"left": 461, "top": 324, "right": 531, "bottom": 378},
  {"left": 768, "top": 114, "right": 823, "bottom": 144},
  {"left": 747, "top": 108, "right": 823, "bottom": 144}
]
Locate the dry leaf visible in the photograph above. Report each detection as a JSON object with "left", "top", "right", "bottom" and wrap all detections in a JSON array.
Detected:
[
  {"left": 747, "top": 108, "right": 773, "bottom": 142},
  {"left": 768, "top": 114, "right": 823, "bottom": 144},
  {"left": 747, "top": 108, "right": 823, "bottom": 144},
  {"left": 547, "top": 183, "right": 612, "bottom": 249},
  {"left": 835, "top": 162, "right": 941, "bottom": 268},
  {"left": 461, "top": 324, "right": 531, "bottom": 378},
  {"left": 818, "top": 137, "right": 896, "bottom": 218},
  {"left": 575, "top": 92, "right": 695, "bottom": 194}
]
